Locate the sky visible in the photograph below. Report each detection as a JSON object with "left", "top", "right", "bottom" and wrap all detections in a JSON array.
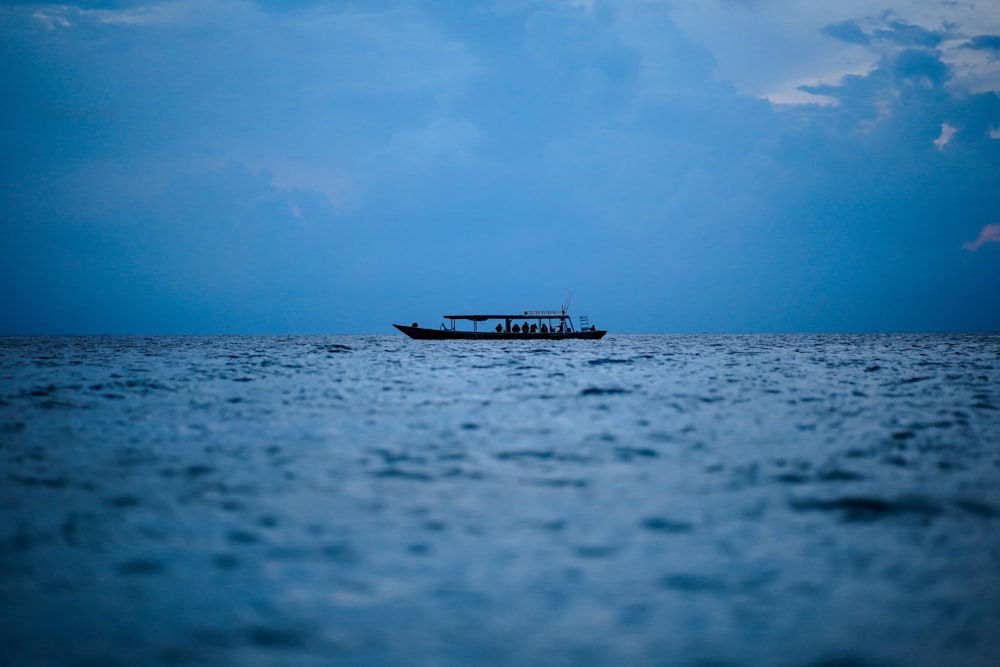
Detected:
[{"left": 2, "top": 0, "right": 999, "bottom": 334}]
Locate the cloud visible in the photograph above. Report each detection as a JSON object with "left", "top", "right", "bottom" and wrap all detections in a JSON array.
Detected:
[
  {"left": 798, "top": 48, "right": 952, "bottom": 130},
  {"left": 874, "top": 16, "right": 943, "bottom": 48},
  {"left": 889, "top": 48, "right": 950, "bottom": 87},
  {"left": 383, "top": 118, "right": 481, "bottom": 163},
  {"left": 963, "top": 224, "right": 1000, "bottom": 251},
  {"left": 934, "top": 122, "right": 957, "bottom": 149},
  {"left": 18, "top": 1, "right": 477, "bottom": 96},
  {"left": 821, "top": 20, "right": 870, "bottom": 46},
  {"left": 823, "top": 15, "right": 945, "bottom": 49},
  {"left": 670, "top": 2, "right": 1000, "bottom": 105},
  {"left": 31, "top": 9, "right": 73, "bottom": 30},
  {"left": 29, "top": 1, "right": 223, "bottom": 30},
  {"left": 963, "top": 35, "right": 1000, "bottom": 54}
]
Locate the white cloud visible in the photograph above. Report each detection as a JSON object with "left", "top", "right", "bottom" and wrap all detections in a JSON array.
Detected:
[
  {"left": 990, "top": 126, "right": 1000, "bottom": 140},
  {"left": 31, "top": 10, "right": 74, "bottom": 30},
  {"left": 89, "top": 2, "right": 208, "bottom": 27},
  {"left": 963, "top": 223, "right": 1000, "bottom": 251},
  {"left": 383, "top": 118, "right": 481, "bottom": 163},
  {"left": 30, "top": 0, "right": 232, "bottom": 30},
  {"left": 764, "top": 77, "right": 849, "bottom": 107},
  {"left": 254, "top": 160, "right": 357, "bottom": 212},
  {"left": 666, "top": 0, "right": 1000, "bottom": 103},
  {"left": 934, "top": 122, "right": 957, "bottom": 150}
]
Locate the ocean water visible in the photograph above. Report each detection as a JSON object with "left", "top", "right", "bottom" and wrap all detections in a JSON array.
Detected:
[{"left": 1, "top": 334, "right": 999, "bottom": 666}]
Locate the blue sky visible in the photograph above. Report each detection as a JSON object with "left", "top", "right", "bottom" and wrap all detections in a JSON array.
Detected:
[{"left": 2, "top": 0, "right": 999, "bottom": 334}]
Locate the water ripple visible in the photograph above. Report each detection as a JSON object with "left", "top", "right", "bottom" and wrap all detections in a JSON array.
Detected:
[{"left": 0, "top": 333, "right": 998, "bottom": 666}]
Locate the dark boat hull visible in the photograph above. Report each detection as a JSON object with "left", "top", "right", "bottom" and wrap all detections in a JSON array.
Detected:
[{"left": 393, "top": 324, "right": 606, "bottom": 340}]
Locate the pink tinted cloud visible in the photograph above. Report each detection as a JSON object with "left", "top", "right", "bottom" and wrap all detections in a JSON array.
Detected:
[{"left": 963, "top": 224, "right": 1000, "bottom": 252}]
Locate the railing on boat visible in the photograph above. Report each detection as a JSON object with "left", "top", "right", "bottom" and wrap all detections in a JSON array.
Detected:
[{"left": 524, "top": 310, "right": 566, "bottom": 318}]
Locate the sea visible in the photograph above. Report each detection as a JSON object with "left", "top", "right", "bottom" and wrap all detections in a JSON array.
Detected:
[{"left": 1, "top": 334, "right": 998, "bottom": 667}]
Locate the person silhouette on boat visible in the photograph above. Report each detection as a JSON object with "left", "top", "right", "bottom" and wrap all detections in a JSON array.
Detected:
[
  {"left": 541, "top": 323, "right": 548, "bottom": 333},
  {"left": 512, "top": 323, "right": 521, "bottom": 333},
  {"left": 530, "top": 323, "right": 537, "bottom": 333},
  {"left": 495, "top": 323, "right": 503, "bottom": 333}
]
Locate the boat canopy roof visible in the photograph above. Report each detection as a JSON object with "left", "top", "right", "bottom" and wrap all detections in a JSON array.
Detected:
[{"left": 443, "top": 310, "right": 569, "bottom": 321}]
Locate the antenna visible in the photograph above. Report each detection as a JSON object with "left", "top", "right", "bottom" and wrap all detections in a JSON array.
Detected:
[{"left": 562, "top": 291, "right": 573, "bottom": 314}]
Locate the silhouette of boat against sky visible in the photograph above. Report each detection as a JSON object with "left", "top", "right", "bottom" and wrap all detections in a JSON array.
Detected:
[
  {"left": 394, "top": 296, "right": 605, "bottom": 340},
  {"left": 393, "top": 310, "right": 606, "bottom": 340}
]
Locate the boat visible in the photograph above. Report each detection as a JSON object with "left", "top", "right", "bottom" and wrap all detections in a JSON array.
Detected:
[{"left": 393, "top": 308, "right": 606, "bottom": 340}]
